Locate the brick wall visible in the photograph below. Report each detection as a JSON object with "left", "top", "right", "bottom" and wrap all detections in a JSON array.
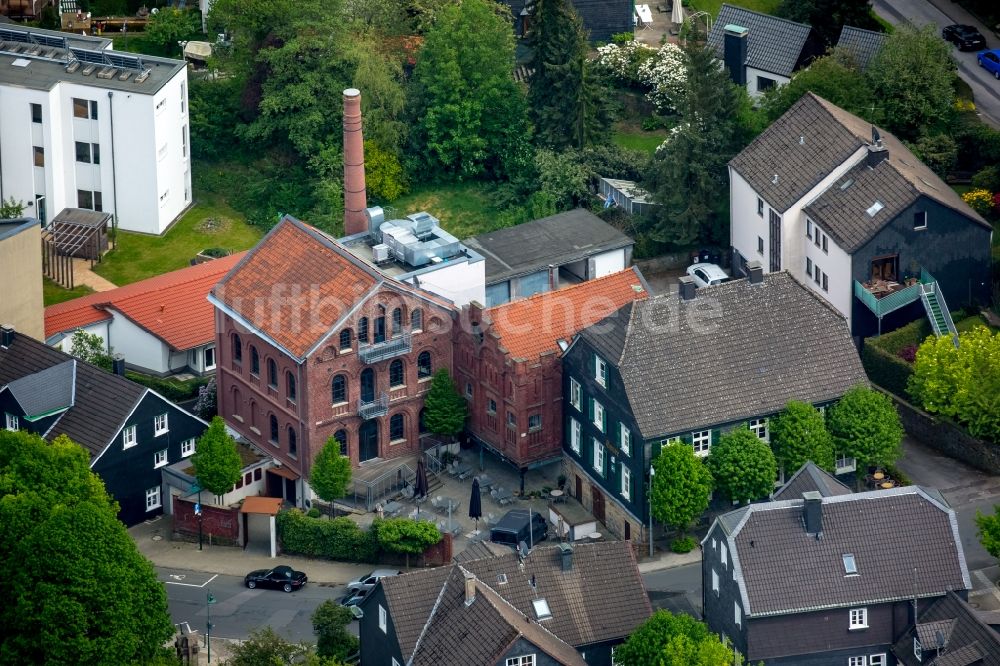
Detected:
[
  {"left": 885, "top": 389, "right": 1000, "bottom": 474},
  {"left": 172, "top": 496, "right": 241, "bottom": 546}
]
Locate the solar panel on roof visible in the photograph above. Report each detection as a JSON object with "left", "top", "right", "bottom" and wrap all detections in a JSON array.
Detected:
[
  {"left": 70, "top": 47, "right": 107, "bottom": 66},
  {"left": 105, "top": 52, "right": 144, "bottom": 71},
  {"left": 31, "top": 33, "right": 67, "bottom": 49},
  {"left": 0, "top": 28, "right": 30, "bottom": 44}
]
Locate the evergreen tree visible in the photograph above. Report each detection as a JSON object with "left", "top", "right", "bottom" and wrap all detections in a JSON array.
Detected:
[
  {"left": 644, "top": 44, "right": 741, "bottom": 246},
  {"left": 423, "top": 369, "right": 467, "bottom": 438},
  {"left": 191, "top": 416, "right": 242, "bottom": 496},
  {"left": 526, "top": 0, "right": 613, "bottom": 149}
]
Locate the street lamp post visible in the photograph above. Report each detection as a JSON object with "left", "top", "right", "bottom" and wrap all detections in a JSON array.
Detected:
[
  {"left": 196, "top": 489, "right": 203, "bottom": 551},
  {"left": 648, "top": 466, "right": 656, "bottom": 558},
  {"left": 206, "top": 591, "right": 216, "bottom": 663}
]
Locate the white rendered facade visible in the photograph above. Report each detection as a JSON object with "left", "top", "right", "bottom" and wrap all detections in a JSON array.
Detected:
[{"left": 0, "top": 26, "right": 191, "bottom": 234}]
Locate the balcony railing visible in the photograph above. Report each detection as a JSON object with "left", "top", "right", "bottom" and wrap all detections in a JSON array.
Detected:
[
  {"left": 358, "top": 393, "right": 389, "bottom": 420},
  {"left": 854, "top": 269, "right": 935, "bottom": 319},
  {"left": 358, "top": 332, "right": 412, "bottom": 364}
]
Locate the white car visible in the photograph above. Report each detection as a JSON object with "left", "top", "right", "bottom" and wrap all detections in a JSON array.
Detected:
[{"left": 686, "top": 262, "right": 729, "bottom": 288}]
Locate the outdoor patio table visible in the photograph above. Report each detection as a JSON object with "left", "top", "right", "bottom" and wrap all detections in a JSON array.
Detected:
[
  {"left": 383, "top": 501, "right": 403, "bottom": 517},
  {"left": 438, "top": 497, "right": 459, "bottom": 513},
  {"left": 550, "top": 489, "right": 565, "bottom": 504}
]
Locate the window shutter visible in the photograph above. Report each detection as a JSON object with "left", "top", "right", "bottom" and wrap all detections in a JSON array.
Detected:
[{"left": 588, "top": 397, "right": 593, "bottom": 422}]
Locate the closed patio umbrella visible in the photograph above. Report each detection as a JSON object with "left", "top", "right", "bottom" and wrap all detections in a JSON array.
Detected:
[
  {"left": 469, "top": 478, "right": 483, "bottom": 534},
  {"left": 671, "top": 1, "right": 684, "bottom": 29},
  {"left": 414, "top": 459, "right": 429, "bottom": 500}
]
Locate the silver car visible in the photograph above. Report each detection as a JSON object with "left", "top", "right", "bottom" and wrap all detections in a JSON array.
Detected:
[{"left": 345, "top": 569, "right": 400, "bottom": 594}]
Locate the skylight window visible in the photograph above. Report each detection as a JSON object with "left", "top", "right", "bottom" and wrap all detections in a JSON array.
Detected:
[
  {"left": 843, "top": 553, "right": 858, "bottom": 575},
  {"left": 839, "top": 178, "right": 854, "bottom": 190},
  {"left": 866, "top": 201, "right": 884, "bottom": 217},
  {"left": 11, "top": 58, "right": 30, "bottom": 67},
  {"left": 497, "top": 574, "right": 508, "bottom": 585},
  {"left": 532, "top": 598, "right": 552, "bottom": 620}
]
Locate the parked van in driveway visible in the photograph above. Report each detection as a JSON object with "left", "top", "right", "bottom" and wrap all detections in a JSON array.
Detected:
[{"left": 490, "top": 509, "right": 548, "bottom": 548}]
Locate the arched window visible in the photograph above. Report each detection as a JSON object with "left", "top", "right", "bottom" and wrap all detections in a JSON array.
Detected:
[
  {"left": 232, "top": 333, "right": 242, "bottom": 364},
  {"left": 417, "top": 351, "right": 432, "bottom": 378},
  {"left": 389, "top": 414, "right": 404, "bottom": 441},
  {"left": 358, "top": 317, "right": 369, "bottom": 343},
  {"left": 232, "top": 387, "right": 242, "bottom": 418},
  {"left": 267, "top": 358, "right": 277, "bottom": 388},
  {"left": 269, "top": 415, "right": 278, "bottom": 444},
  {"left": 288, "top": 426, "right": 297, "bottom": 457},
  {"left": 333, "top": 429, "right": 348, "bottom": 456},
  {"left": 250, "top": 345, "right": 260, "bottom": 375},
  {"left": 375, "top": 306, "right": 386, "bottom": 343},
  {"left": 392, "top": 307, "right": 403, "bottom": 335},
  {"left": 332, "top": 374, "right": 347, "bottom": 404},
  {"left": 249, "top": 400, "right": 257, "bottom": 428},
  {"left": 287, "top": 371, "right": 296, "bottom": 402},
  {"left": 339, "top": 328, "right": 352, "bottom": 350},
  {"left": 389, "top": 359, "right": 404, "bottom": 387},
  {"left": 411, "top": 308, "right": 423, "bottom": 331}
]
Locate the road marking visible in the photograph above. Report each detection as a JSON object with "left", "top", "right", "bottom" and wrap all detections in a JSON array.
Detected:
[{"left": 165, "top": 574, "right": 218, "bottom": 588}]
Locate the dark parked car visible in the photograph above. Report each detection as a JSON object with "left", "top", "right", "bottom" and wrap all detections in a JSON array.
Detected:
[
  {"left": 942, "top": 24, "right": 986, "bottom": 51},
  {"left": 979, "top": 49, "right": 1000, "bottom": 79},
  {"left": 244, "top": 565, "right": 307, "bottom": 592},
  {"left": 340, "top": 588, "right": 370, "bottom": 607},
  {"left": 490, "top": 509, "right": 548, "bottom": 548}
]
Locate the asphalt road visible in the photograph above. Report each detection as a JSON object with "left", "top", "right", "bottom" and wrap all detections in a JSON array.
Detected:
[
  {"left": 158, "top": 567, "right": 350, "bottom": 644},
  {"left": 872, "top": 0, "right": 1000, "bottom": 128}
]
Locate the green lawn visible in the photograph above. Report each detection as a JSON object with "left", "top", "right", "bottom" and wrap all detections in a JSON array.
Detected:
[
  {"left": 612, "top": 128, "right": 668, "bottom": 155},
  {"left": 43, "top": 278, "right": 95, "bottom": 307},
  {"left": 386, "top": 183, "right": 505, "bottom": 240},
  {"left": 93, "top": 192, "right": 262, "bottom": 286},
  {"left": 687, "top": 0, "right": 781, "bottom": 18}
]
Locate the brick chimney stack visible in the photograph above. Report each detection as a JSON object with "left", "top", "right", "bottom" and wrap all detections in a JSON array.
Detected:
[{"left": 343, "top": 88, "right": 368, "bottom": 236}]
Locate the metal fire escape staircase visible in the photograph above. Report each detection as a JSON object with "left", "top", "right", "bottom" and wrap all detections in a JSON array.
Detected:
[{"left": 918, "top": 281, "right": 959, "bottom": 347}]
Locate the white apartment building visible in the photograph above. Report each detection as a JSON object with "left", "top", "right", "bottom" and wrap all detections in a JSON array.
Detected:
[{"left": 0, "top": 25, "right": 191, "bottom": 235}]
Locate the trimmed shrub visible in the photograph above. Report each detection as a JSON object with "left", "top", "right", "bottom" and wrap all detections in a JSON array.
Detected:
[
  {"left": 861, "top": 343, "right": 914, "bottom": 399},
  {"left": 276, "top": 510, "right": 378, "bottom": 562},
  {"left": 670, "top": 536, "right": 697, "bottom": 553}
]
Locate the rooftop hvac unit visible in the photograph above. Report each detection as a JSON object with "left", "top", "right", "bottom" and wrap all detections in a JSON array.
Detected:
[
  {"left": 372, "top": 244, "right": 391, "bottom": 264},
  {"left": 365, "top": 206, "right": 385, "bottom": 239},
  {"left": 407, "top": 212, "right": 438, "bottom": 239}
]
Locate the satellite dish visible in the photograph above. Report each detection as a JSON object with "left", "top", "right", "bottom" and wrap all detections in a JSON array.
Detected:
[{"left": 518, "top": 541, "right": 529, "bottom": 558}]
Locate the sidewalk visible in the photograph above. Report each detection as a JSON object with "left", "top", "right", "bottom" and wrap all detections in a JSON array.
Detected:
[
  {"left": 638, "top": 547, "right": 701, "bottom": 573},
  {"left": 131, "top": 517, "right": 372, "bottom": 584}
]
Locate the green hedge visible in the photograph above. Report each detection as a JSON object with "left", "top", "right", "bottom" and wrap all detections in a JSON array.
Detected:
[
  {"left": 861, "top": 343, "right": 914, "bottom": 400},
  {"left": 276, "top": 510, "right": 379, "bottom": 562},
  {"left": 125, "top": 371, "right": 210, "bottom": 402},
  {"left": 867, "top": 318, "right": 933, "bottom": 355}
]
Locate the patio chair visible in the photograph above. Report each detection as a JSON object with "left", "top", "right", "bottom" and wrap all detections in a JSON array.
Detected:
[
  {"left": 485, "top": 512, "right": 498, "bottom": 528},
  {"left": 401, "top": 485, "right": 414, "bottom": 500}
]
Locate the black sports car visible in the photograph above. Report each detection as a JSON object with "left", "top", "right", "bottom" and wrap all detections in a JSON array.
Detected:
[
  {"left": 244, "top": 565, "right": 307, "bottom": 592},
  {"left": 942, "top": 24, "right": 986, "bottom": 51}
]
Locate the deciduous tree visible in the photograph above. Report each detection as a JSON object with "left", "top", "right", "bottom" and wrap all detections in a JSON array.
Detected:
[
  {"left": 423, "top": 369, "right": 467, "bottom": 438},
  {"left": 144, "top": 7, "right": 200, "bottom": 56},
  {"left": 708, "top": 428, "right": 777, "bottom": 504},
  {"left": 0, "top": 430, "right": 173, "bottom": 664},
  {"left": 0, "top": 196, "right": 25, "bottom": 219},
  {"left": 650, "top": 441, "right": 713, "bottom": 535},
  {"left": 374, "top": 518, "right": 442, "bottom": 568},
  {"left": 191, "top": 416, "right": 242, "bottom": 496},
  {"left": 976, "top": 506, "right": 1000, "bottom": 562},
  {"left": 69, "top": 329, "right": 114, "bottom": 371},
  {"left": 312, "top": 600, "right": 359, "bottom": 660},
  {"left": 761, "top": 49, "right": 873, "bottom": 123},
  {"left": 410, "top": 0, "right": 530, "bottom": 180},
  {"left": 769, "top": 401, "right": 835, "bottom": 473},
  {"left": 827, "top": 385, "right": 904, "bottom": 472},
  {"left": 310, "top": 437, "right": 353, "bottom": 515},
  {"left": 777, "top": 0, "right": 880, "bottom": 48},
  {"left": 613, "top": 610, "right": 735, "bottom": 666}
]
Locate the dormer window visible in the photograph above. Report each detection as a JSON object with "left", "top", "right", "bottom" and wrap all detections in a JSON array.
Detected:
[
  {"left": 532, "top": 598, "right": 551, "bottom": 620},
  {"left": 843, "top": 553, "right": 858, "bottom": 575},
  {"left": 595, "top": 355, "right": 607, "bottom": 387}
]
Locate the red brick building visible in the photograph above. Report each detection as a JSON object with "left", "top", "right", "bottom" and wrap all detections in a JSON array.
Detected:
[
  {"left": 209, "top": 217, "right": 456, "bottom": 503},
  {"left": 454, "top": 268, "right": 648, "bottom": 483}
]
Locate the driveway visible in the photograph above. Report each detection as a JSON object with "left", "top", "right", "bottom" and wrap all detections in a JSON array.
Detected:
[
  {"left": 896, "top": 436, "right": 1000, "bottom": 571},
  {"left": 872, "top": 0, "right": 1000, "bottom": 128}
]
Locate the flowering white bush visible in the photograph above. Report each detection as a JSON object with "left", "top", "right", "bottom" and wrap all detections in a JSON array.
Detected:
[
  {"left": 595, "top": 40, "right": 654, "bottom": 86},
  {"left": 655, "top": 123, "right": 685, "bottom": 154},
  {"left": 637, "top": 42, "right": 686, "bottom": 113}
]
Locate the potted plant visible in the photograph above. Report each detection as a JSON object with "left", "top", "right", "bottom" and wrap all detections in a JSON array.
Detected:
[{"left": 557, "top": 474, "right": 567, "bottom": 490}]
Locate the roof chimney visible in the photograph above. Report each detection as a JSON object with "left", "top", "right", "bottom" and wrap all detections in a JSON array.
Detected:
[
  {"left": 746, "top": 260, "right": 764, "bottom": 284},
  {"left": 559, "top": 542, "right": 573, "bottom": 572},
  {"left": 802, "top": 491, "right": 823, "bottom": 535},
  {"left": 678, "top": 275, "right": 697, "bottom": 301},
  {"left": 112, "top": 353, "right": 126, "bottom": 376},
  {"left": 723, "top": 25, "right": 748, "bottom": 86},
  {"left": 463, "top": 571, "right": 476, "bottom": 606},
  {"left": 867, "top": 142, "right": 888, "bottom": 169},
  {"left": 0, "top": 324, "right": 13, "bottom": 349},
  {"left": 343, "top": 88, "right": 368, "bottom": 236}
]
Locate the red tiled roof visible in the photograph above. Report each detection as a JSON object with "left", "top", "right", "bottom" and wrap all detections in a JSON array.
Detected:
[
  {"left": 486, "top": 267, "right": 647, "bottom": 361},
  {"left": 211, "top": 218, "right": 381, "bottom": 358},
  {"left": 45, "top": 253, "right": 247, "bottom": 349}
]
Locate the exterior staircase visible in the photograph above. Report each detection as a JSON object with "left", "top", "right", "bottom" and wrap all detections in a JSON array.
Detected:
[{"left": 919, "top": 281, "right": 959, "bottom": 347}]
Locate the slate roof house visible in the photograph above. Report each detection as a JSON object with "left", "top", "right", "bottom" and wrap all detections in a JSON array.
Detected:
[
  {"left": 502, "top": 0, "right": 632, "bottom": 43},
  {"left": 771, "top": 460, "right": 853, "bottom": 501},
  {"left": 836, "top": 26, "right": 887, "bottom": 70},
  {"left": 359, "top": 540, "right": 651, "bottom": 666},
  {"left": 45, "top": 253, "right": 246, "bottom": 377},
  {"left": 893, "top": 591, "right": 1000, "bottom": 666},
  {"left": 560, "top": 266, "right": 867, "bottom": 546},
  {"left": 0, "top": 325, "right": 207, "bottom": 525},
  {"left": 728, "top": 93, "right": 993, "bottom": 340},
  {"left": 708, "top": 4, "right": 823, "bottom": 95},
  {"left": 454, "top": 268, "right": 648, "bottom": 484},
  {"left": 210, "top": 216, "right": 458, "bottom": 507},
  {"left": 703, "top": 485, "right": 971, "bottom": 666},
  {"left": 463, "top": 209, "right": 634, "bottom": 307}
]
